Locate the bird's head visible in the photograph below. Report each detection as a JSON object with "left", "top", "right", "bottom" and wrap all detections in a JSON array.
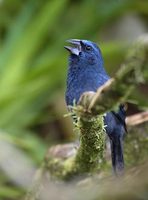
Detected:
[{"left": 64, "top": 39, "right": 104, "bottom": 66}]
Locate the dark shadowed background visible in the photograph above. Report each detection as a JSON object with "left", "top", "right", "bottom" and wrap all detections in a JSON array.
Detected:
[{"left": 0, "top": 0, "right": 147, "bottom": 199}]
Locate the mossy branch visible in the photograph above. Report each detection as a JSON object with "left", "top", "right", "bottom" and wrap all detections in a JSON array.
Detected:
[
  {"left": 78, "top": 35, "right": 148, "bottom": 115},
  {"left": 44, "top": 115, "right": 105, "bottom": 180}
]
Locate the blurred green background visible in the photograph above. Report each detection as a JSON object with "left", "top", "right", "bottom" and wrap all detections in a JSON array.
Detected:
[{"left": 0, "top": 0, "right": 147, "bottom": 199}]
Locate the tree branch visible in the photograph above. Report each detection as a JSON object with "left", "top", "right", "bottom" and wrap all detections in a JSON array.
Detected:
[
  {"left": 78, "top": 35, "right": 148, "bottom": 116},
  {"left": 126, "top": 111, "right": 148, "bottom": 126}
]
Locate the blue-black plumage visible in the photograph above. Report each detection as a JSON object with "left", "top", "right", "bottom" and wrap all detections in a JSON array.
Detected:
[{"left": 64, "top": 39, "right": 126, "bottom": 175}]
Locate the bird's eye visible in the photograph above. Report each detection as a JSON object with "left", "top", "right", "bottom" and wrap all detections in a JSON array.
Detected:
[{"left": 85, "top": 45, "right": 92, "bottom": 51}]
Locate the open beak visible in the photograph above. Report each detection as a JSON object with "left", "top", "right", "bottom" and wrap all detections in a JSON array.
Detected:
[{"left": 64, "top": 39, "right": 82, "bottom": 56}]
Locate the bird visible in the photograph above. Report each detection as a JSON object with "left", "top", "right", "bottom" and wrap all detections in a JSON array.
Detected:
[{"left": 64, "top": 39, "right": 126, "bottom": 175}]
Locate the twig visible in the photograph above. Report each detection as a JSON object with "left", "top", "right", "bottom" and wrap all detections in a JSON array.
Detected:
[{"left": 126, "top": 111, "right": 148, "bottom": 126}]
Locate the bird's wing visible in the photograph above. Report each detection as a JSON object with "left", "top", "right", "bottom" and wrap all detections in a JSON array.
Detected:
[{"left": 111, "top": 104, "right": 127, "bottom": 133}]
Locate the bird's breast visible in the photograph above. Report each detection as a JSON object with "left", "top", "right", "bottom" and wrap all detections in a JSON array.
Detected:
[{"left": 66, "top": 69, "right": 109, "bottom": 106}]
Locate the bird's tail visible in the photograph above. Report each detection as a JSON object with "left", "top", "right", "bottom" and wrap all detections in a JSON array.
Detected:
[{"left": 110, "top": 137, "right": 124, "bottom": 176}]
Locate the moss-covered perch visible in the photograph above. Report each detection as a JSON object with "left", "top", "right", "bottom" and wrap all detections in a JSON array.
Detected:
[
  {"left": 74, "top": 117, "right": 105, "bottom": 172},
  {"left": 44, "top": 116, "right": 105, "bottom": 180}
]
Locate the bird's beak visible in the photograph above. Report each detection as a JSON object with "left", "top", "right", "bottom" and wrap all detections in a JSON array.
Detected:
[{"left": 64, "top": 39, "right": 82, "bottom": 56}]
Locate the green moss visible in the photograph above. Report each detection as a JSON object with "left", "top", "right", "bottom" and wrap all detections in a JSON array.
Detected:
[
  {"left": 74, "top": 115, "right": 105, "bottom": 173},
  {"left": 44, "top": 115, "right": 106, "bottom": 180}
]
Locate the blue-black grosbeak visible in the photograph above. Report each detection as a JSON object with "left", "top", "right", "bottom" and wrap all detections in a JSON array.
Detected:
[{"left": 64, "top": 39, "right": 126, "bottom": 175}]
